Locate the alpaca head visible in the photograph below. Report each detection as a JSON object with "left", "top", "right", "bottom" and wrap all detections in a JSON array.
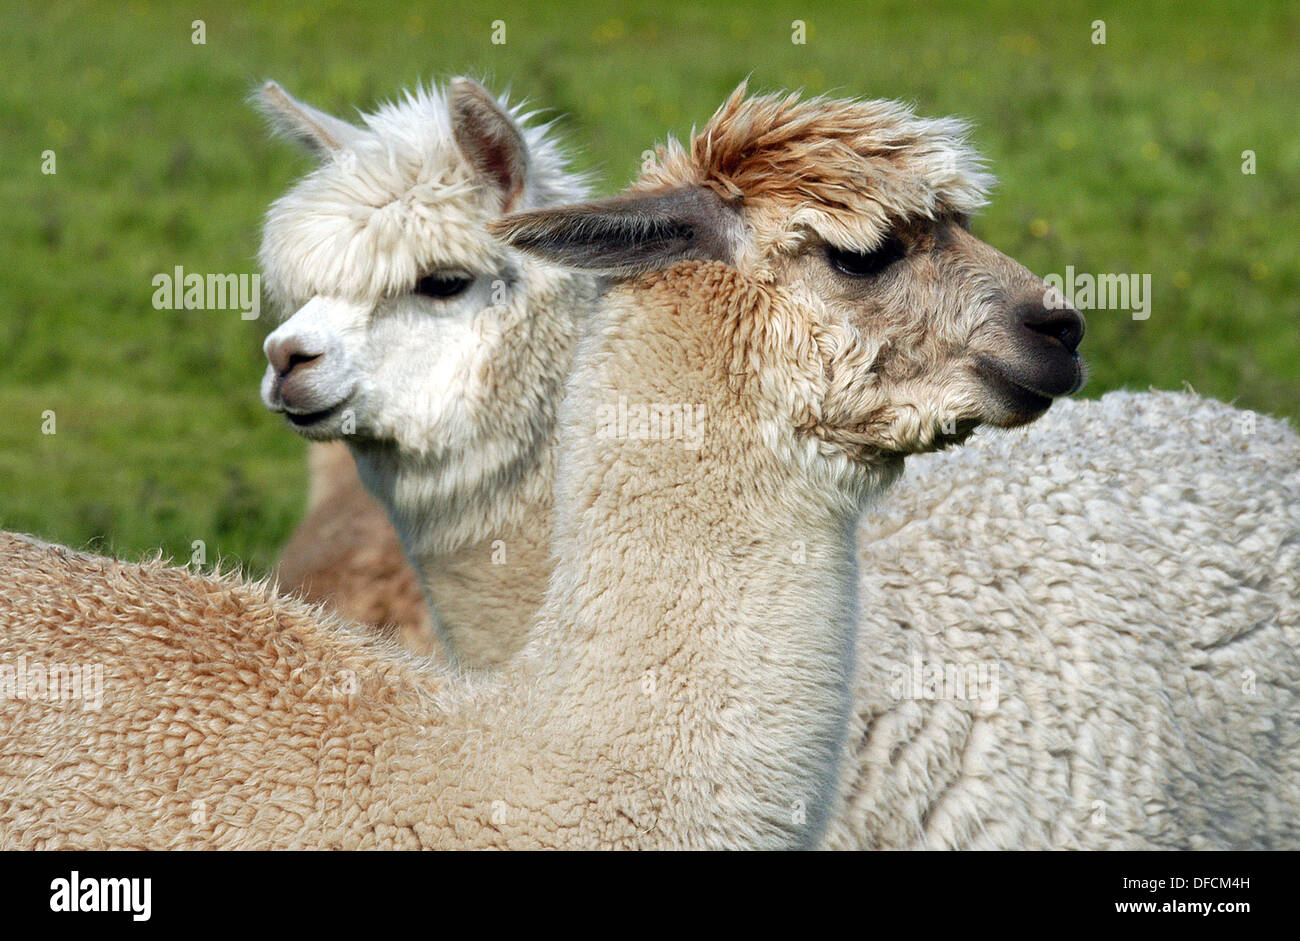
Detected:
[
  {"left": 255, "top": 78, "right": 590, "bottom": 480},
  {"left": 493, "top": 85, "right": 1084, "bottom": 483}
]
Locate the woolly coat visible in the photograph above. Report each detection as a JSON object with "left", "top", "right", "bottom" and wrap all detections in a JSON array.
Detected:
[
  {"left": 278, "top": 390, "right": 1300, "bottom": 848},
  {"left": 830, "top": 389, "right": 1300, "bottom": 848}
]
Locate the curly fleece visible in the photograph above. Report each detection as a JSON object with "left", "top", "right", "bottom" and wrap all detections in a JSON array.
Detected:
[{"left": 829, "top": 389, "right": 1300, "bottom": 848}]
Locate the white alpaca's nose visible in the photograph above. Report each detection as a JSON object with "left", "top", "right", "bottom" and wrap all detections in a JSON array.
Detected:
[
  {"left": 265, "top": 333, "right": 325, "bottom": 377},
  {"left": 260, "top": 297, "right": 363, "bottom": 422}
]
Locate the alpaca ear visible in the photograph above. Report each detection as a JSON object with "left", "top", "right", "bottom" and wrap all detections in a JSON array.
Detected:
[
  {"left": 255, "top": 81, "right": 361, "bottom": 158},
  {"left": 449, "top": 78, "right": 529, "bottom": 212},
  {"left": 489, "top": 186, "right": 737, "bottom": 276}
]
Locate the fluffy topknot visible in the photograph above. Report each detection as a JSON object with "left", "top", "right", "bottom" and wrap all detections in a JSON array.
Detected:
[
  {"left": 639, "top": 82, "right": 995, "bottom": 257},
  {"left": 258, "top": 81, "right": 590, "bottom": 314}
]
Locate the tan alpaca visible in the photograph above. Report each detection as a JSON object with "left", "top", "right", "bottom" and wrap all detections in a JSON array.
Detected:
[{"left": 0, "top": 89, "right": 1070, "bottom": 849}]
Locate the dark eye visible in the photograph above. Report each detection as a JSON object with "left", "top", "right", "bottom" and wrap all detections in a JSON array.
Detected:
[
  {"left": 827, "top": 236, "right": 907, "bottom": 278},
  {"left": 415, "top": 273, "right": 473, "bottom": 298}
]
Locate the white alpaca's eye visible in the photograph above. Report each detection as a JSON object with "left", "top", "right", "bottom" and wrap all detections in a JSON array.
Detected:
[
  {"left": 827, "top": 237, "right": 907, "bottom": 278},
  {"left": 415, "top": 273, "right": 473, "bottom": 298}
]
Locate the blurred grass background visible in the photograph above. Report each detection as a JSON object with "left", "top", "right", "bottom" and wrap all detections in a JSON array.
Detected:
[{"left": 1, "top": 0, "right": 1297, "bottom": 574}]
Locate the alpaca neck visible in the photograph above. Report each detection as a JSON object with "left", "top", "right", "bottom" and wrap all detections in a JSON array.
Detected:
[
  {"left": 350, "top": 433, "right": 556, "bottom": 667},
  {"left": 496, "top": 268, "right": 866, "bottom": 847},
  {"left": 347, "top": 268, "right": 592, "bottom": 666},
  {"left": 523, "top": 489, "right": 860, "bottom": 848}
]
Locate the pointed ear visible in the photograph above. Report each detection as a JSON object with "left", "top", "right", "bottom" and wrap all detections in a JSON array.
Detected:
[
  {"left": 255, "top": 81, "right": 361, "bottom": 159},
  {"left": 489, "top": 186, "right": 738, "bottom": 276},
  {"left": 449, "top": 78, "right": 529, "bottom": 212}
]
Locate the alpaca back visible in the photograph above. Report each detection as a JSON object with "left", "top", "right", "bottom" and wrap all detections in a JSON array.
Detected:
[
  {"left": 0, "top": 532, "right": 448, "bottom": 849},
  {"left": 831, "top": 390, "right": 1300, "bottom": 848}
]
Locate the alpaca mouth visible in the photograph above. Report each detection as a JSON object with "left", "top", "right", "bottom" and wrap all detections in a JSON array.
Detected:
[
  {"left": 929, "top": 419, "right": 980, "bottom": 450},
  {"left": 260, "top": 366, "right": 356, "bottom": 436},
  {"left": 974, "top": 355, "right": 1081, "bottom": 426},
  {"left": 285, "top": 406, "right": 339, "bottom": 427},
  {"left": 275, "top": 394, "right": 354, "bottom": 438}
]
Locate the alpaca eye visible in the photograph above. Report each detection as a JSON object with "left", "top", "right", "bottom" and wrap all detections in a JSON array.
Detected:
[
  {"left": 827, "top": 237, "right": 907, "bottom": 278},
  {"left": 415, "top": 273, "right": 473, "bottom": 298}
]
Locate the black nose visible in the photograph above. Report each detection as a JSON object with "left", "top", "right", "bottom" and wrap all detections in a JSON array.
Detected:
[{"left": 1016, "top": 301, "right": 1085, "bottom": 354}]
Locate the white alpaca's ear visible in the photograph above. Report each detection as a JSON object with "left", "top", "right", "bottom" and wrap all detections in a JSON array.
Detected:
[
  {"left": 256, "top": 81, "right": 361, "bottom": 158},
  {"left": 490, "top": 186, "right": 738, "bottom": 276},
  {"left": 449, "top": 77, "right": 529, "bottom": 212}
]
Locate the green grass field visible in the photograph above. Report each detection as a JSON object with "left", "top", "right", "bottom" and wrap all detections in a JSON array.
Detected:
[{"left": 2, "top": 0, "right": 1297, "bottom": 574}]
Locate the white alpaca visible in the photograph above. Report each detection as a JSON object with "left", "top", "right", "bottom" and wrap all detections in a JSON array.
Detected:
[
  {"left": 257, "top": 78, "right": 593, "bottom": 667},
  {"left": 261, "top": 82, "right": 1299, "bottom": 848},
  {"left": 0, "top": 87, "right": 1074, "bottom": 849}
]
